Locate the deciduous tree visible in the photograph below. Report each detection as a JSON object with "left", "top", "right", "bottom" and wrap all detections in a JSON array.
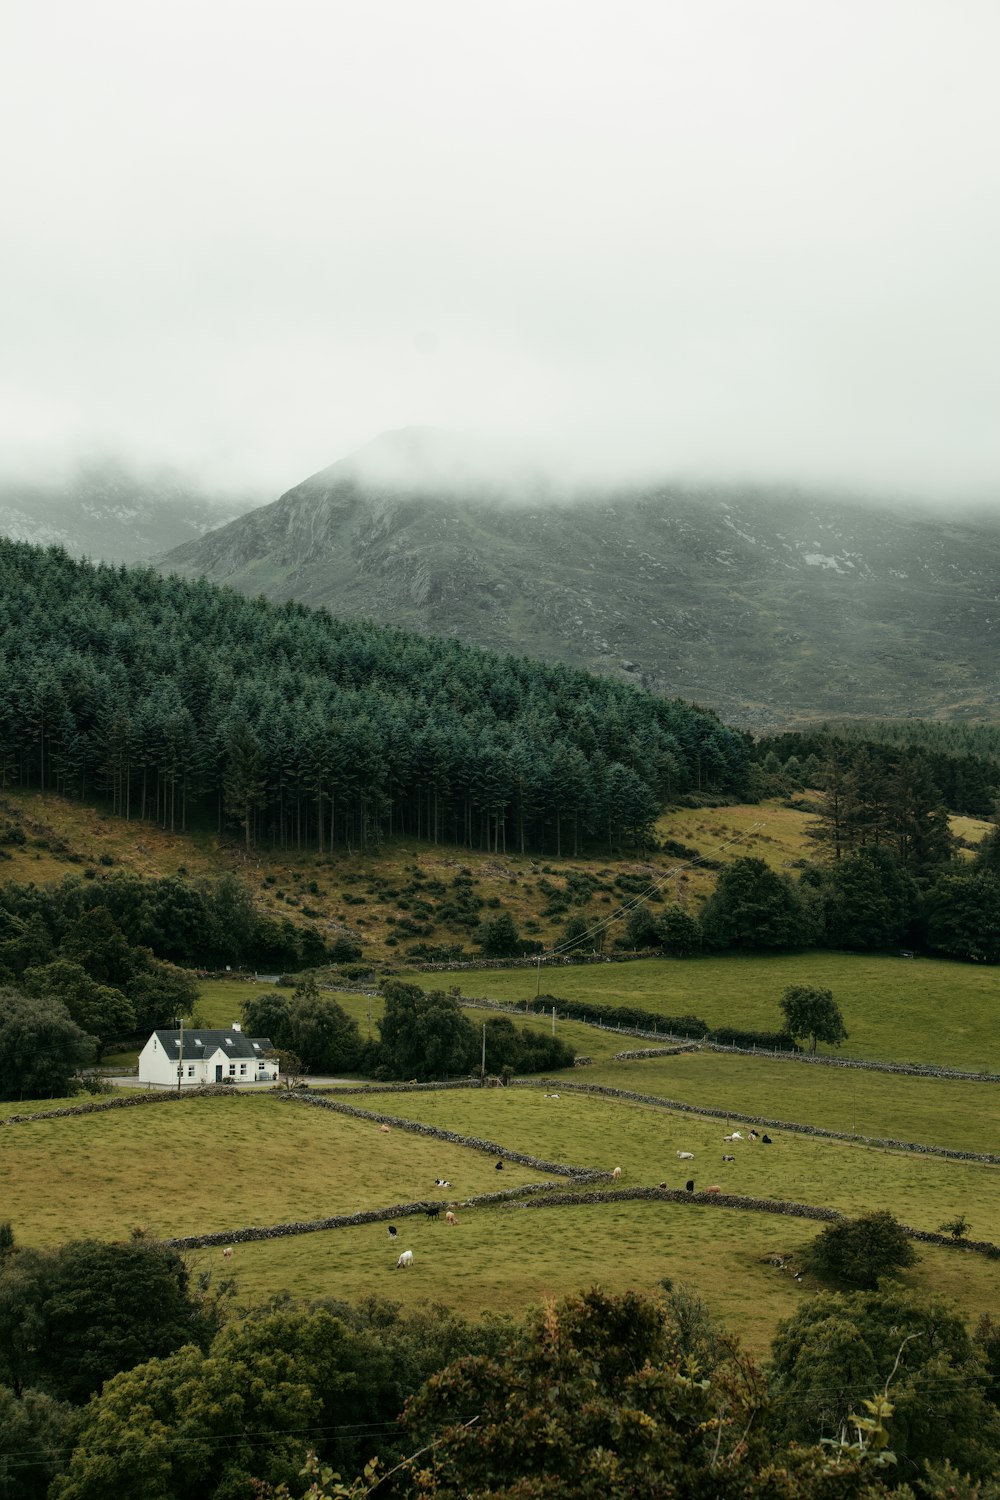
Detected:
[{"left": 779, "top": 984, "right": 848, "bottom": 1053}]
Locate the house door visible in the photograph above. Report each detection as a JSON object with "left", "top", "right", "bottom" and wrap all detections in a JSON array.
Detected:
[{"left": 215, "top": 1065, "right": 223, "bottom": 1081}]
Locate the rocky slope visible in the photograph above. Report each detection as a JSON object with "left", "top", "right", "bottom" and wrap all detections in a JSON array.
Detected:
[
  {"left": 157, "top": 430, "right": 1000, "bottom": 727},
  {"left": 0, "top": 460, "right": 253, "bottom": 564}
]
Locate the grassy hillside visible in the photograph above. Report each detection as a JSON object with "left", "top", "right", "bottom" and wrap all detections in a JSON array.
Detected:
[
  {"left": 0, "top": 788, "right": 821, "bottom": 964},
  {"left": 5, "top": 785, "right": 999, "bottom": 1354}
]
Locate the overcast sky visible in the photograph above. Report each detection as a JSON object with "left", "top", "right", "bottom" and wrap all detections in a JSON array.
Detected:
[{"left": 2, "top": 0, "right": 998, "bottom": 500}]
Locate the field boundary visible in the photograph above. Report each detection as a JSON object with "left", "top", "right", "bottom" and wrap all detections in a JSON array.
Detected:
[
  {"left": 512, "top": 1079, "right": 1000, "bottom": 1164},
  {"left": 280, "top": 1091, "right": 606, "bottom": 1178},
  {"left": 445, "top": 991, "right": 1000, "bottom": 1081},
  {"left": 162, "top": 1182, "right": 1000, "bottom": 1262}
]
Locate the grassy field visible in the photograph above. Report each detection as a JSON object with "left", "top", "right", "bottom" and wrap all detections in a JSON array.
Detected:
[
  {"left": 347, "top": 1086, "right": 1000, "bottom": 1242},
  {"left": 402, "top": 952, "right": 1000, "bottom": 1072},
  {"left": 5, "top": 1087, "right": 998, "bottom": 1354},
  {"left": 0, "top": 1092, "right": 544, "bottom": 1246}
]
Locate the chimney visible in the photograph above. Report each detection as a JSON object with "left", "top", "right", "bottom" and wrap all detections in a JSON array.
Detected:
[{"left": 231, "top": 1022, "right": 242, "bottom": 1032}]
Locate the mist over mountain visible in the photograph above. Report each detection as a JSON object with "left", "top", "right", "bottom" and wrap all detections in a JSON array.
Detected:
[
  {"left": 0, "top": 459, "right": 254, "bottom": 564},
  {"left": 155, "top": 429, "right": 1000, "bottom": 728}
]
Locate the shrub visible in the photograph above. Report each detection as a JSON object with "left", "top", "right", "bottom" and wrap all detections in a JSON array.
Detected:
[{"left": 805, "top": 1210, "right": 917, "bottom": 1289}]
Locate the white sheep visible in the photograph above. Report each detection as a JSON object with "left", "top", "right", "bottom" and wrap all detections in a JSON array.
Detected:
[
  {"left": 396, "top": 1249, "right": 414, "bottom": 1269},
  {"left": 222, "top": 1246, "right": 233, "bottom": 1260},
  {"left": 611, "top": 1166, "right": 622, "bottom": 1180},
  {"left": 445, "top": 1211, "right": 457, "bottom": 1225},
  {"left": 677, "top": 1150, "right": 694, "bottom": 1160}
]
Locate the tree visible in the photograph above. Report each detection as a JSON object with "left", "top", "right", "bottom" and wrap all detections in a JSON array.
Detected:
[
  {"left": 53, "top": 1299, "right": 511, "bottom": 1500},
  {"left": 22, "top": 960, "right": 134, "bottom": 1054},
  {"left": 656, "top": 903, "right": 702, "bottom": 956},
  {"left": 700, "top": 857, "right": 807, "bottom": 950},
  {"left": 474, "top": 910, "right": 521, "bottom": 958},
  {"left": 924, "top": 869, "right": 1000, "bottom": 963},
  {"left": 805, "top": 1209, "right": 916, "bottom": 1290},
  {"left": 0, "top": 1385, "right": 75, "bottom": 1500},
  {"left": 124, "top": 955, "right": 199, "bottom": 1034},
  {"left": 377, "top": 981, "right": 475, "bottom": 1081},
  {"left": 222, "top": 718, "right": 267, "bottom": 849},
  {"left": 0, "top": 1237, "right": 216, "bottom": 1403},
  {"left": 241, "top": 989, "right": 293, "bottom": 1046},
  {"left": 0, "top": 989, "right": 96, "bottom": 1100},
  {"left": 401, "top": 1286, "right": 901, "bottom": 1499},
  {"left": 622, "top": 902, "right": 661, "bottom": 950},
  {"left": 779, "top": 984, "right": 847, "bottom": 1053},
  {"left": 58, "top": 907, "right": 136, "bottom": 986},
  {"left": 284, "top": 977, "right": 361, "bottom": 1074},
  {"left": 821, "top": 846, "right": 917, "bottom": 952},
  {"left": 770, "top": 1282, "right": 1000, "bottom": 1481}
]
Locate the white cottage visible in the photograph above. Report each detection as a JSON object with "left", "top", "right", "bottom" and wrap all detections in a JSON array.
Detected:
[{"left": 138, "top": 1023, "right": 279, "bottom": 1088}]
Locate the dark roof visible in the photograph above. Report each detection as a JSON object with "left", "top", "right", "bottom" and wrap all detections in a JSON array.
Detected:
[{"left": 149, "top": 1029, "right": 274, "bottom": 1061}]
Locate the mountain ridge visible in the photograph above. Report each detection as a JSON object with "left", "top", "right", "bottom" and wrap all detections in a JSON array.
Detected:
[{"left": 157, "top": 432, "right": 1000, "bottom": 728}]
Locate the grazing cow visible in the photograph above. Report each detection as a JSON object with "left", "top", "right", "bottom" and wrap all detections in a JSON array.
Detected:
[
  {"left": 387, "top": 1225, "right": 398, "bottom": 1240},
  {"left": 749, "top": 1130, "right": 759, "bottom": 1141},
  {"left": 544, "top": 1093, "right": 560, "bottom": 1099},
  {"left": 222, "top": 1247, "right": 233, "bottom": 1260},
  {"left": 703, "top": 1185, "right": 722, "bottom": 1195},
  {"left": 434, "top": 1179, "right": 451, "bottom": 1188},
  {"left": 723, "top": 1131, "right": 743, "bottom": 1142},
  {"left": 426, "top": 1205, "right": 441, "bottom": 1219},
  {"left": 722, "top": 1154, "right": 735, "bottom": 1162},
  {"left": 445, "top": 1211, "right": 457, "bottom": 1225},
  {"left": 685, "top": 1179, "right": 695, "bottom": 1193},
  {"left": 495, "top": 1159, "right": 504, "bottom": 1171},
  {"left": 379, "top": 1124, "right": 390, "bottom": 1134},
  {"left": 677, "top": 1151, "right": 694, "bottom": 1161},
  {"left": 396, "top": 1249, "right": 414, "bottom": 1269},
  {"left": 762, "top": 1134, "right": 773, "bottom": 1144},
  {"left": 611, "top": 1166, "right": 622, "bottom": 1180}
]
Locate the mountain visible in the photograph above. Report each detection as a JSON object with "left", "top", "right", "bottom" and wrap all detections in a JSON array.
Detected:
[
  {"left": 157, "top": 429, "right": 1000, "bottom": 727},
  {"left": 0, "top": 459, "right": 254, "bottom": 564}
]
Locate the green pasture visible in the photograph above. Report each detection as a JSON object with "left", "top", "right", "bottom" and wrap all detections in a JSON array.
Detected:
[
  {"left": 192, "top": 1198, "right": 999, "bottom": 1357},
  {"left": 4, "top": 1086, "right": 999, "bottom": 1354},
  {"left": 402, "top": 952, "right": 1000, "bottom": 1071},
  {"left": 584, "top": 1052, "right": 1000, "bottom": 1157},
  {"left": 327, "top": 992, "right": 999, "bottom": 1159},
  {"left": 0, "top": 1093, "right": 543, "bottom": 1249},
  {"left": 349, "top": 1086, "right": 1000, "bottom": 1244}
]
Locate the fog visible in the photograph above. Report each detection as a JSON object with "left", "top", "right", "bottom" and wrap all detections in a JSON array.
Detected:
[{"left": 1, "top": 0, "right": 998, "bottom": 502}]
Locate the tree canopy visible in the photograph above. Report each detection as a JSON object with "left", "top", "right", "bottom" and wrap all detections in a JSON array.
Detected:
[
  {"left": 376, "top": 981, "right": 475, "bottom": 1081},
  {"left": 0, "top": 539, "right": 752, "bottom": 856},
  {"left": 779, "top": 984, "right": 848, "bottom": 1053},
  {"left": 804, "top": 1210, "right": 916, "bottom": 1290},
  {"left": 0, "top": 1236, "right": 216, "bottom": 1403},
  {"left": 0, "top": 988, "right": 96, "bottom": 1100}
]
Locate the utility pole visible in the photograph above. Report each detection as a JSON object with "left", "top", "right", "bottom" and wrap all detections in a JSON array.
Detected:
[
  {"left": 481, "top": 1022, "right": 486, "bottom": 1084},
  {"left": 176, "top": 1015, "right": 184, "bottom": 1094}
]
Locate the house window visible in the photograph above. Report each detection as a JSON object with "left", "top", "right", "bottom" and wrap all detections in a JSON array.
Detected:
[
  {"left": 239, "top": 1064, "right": 247, "bottom": 1075},
  {"left": 228, "top": 1065, "right": 236, "bottom": 1075},
  {"left": 187, "top": 1066, "right": 195, "bottom": 1077}
]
